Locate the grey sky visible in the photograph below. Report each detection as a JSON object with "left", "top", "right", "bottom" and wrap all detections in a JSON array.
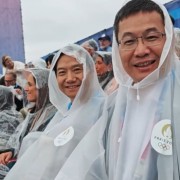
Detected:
[{"left": 21, "top": 0, "right": 171, "bottom": 61}]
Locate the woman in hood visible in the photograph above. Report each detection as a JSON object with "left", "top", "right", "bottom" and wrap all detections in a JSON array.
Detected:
[
  {"left": 93, "top": 51, "right": 118, "bottom": 94},
  {"left": 4, "top": 44, "right": 106, "bottom": 180},
  {"left": 0, "top": 68, "right": 57, "bottom": 178}
]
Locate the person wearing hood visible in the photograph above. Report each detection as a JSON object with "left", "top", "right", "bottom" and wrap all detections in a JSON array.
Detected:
[
  {"left": 174, "top": 27, "right": 180, "bottom": 60},
  {"left": 93, "top": 51, "right": 118, "bottom": 94},
  {"left": 81, "top": 39, "right": 99, "bottom": 57},
  {"left": 25, "top": 59, "right": 47, "bottom": 69},
  {"left": 0, "top": 86, "right": 24, "bottom": 150},
  {"left": 0, "top": 68, "right": 57, "bottom": 178},
  {"left": 4, "top": 44, "right": 106, "bottom": 180},
  {"left": 105, "top": 0, "right": 180, "bottom": 180}
]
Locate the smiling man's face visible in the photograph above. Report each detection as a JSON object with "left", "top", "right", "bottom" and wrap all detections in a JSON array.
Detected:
[
  {"left": 118, "top": 11, "right": 166, "bottom": 82},
  {"left": 56, "top": 55, "right": 83, "bottom": 102}
]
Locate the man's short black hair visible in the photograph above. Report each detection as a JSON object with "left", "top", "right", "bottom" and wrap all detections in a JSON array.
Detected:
[
  {"left": 114, "top": 0, "right": 165, "bottom": 43},
  {"left": 45, "top": 54, "right": 55, "bottom": 66},
  {"left": 170, "top": 15, "right": 175, "bottom": 25},
  {"left": 53, "top": 53, "right": 64, "bottom": 76}
]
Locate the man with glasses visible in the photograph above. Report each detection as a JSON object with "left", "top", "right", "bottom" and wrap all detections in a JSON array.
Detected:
[
  {"left": 4, "top": 71, "right": 23, "bottom": 111},
  {"left": 106, "top": 0, "right": 180, "bottom": 180},
  {"left": 4, "top": 71, "right": 17, "bottom": 87}
]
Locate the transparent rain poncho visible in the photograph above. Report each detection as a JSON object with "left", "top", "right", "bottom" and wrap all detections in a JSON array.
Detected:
[
  {"left": 93, "top": 51, "right": 118, "bottom": 94},
  {"left": 4, "top": 44, "right": 106, "bottom": 180},
  {"left": 0, "top": 85, "right": 24, "bottom": 150},
  {"left": 93, "top": 51, "right": 114, "bottom": 89},
  {"left": 5, "top": 68, "right": 57, "bottom": 157},
  {"left": 105, "top": 0, "right": 180, "bottom": 180},
  {"left": 0, "top": 69, "right": 56, "bottom": 179},
  {"left": 174, "top": 27, "right": 180, "bottom": 59}
]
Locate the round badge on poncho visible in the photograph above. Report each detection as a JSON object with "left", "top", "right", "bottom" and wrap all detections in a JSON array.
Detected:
[
  {"left": 151, "top": 119, "right": 172, "bottom": 155},
  {"left": 54, "top": 126, "right": 74, "bottom": 146}
]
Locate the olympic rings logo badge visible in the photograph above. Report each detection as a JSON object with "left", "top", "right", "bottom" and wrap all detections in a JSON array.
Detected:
[{"left": 158, "top": 142, "right": 170, "bottom": 151}]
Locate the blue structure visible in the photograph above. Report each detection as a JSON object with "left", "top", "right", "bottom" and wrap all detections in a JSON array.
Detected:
[
  {"left": 75, "top": 27, "right": 113, "bottom": 46},
  {"left": 75, "top": 0, "right": 180, "bottom": 46},
  {"left": 0, "top": 0, "right": 25, "bottom": 74},
  {"left": 165, "top": 0, "right": 180, "bottom": 28},
  {"left": 43, "top": 0, "right": 180, "bottom": 60}
]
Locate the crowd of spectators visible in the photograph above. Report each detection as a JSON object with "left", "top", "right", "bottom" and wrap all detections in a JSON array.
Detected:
[{"left": 0, "top": 0, "right": 180, "bottom": 179}]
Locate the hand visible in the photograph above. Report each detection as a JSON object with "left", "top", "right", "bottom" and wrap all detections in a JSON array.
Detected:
[
  {"left": 0, "top": 152, "right": 12, "bottom": 165},
  {"left": 15, "top": 88, "right": 22, "bottom": 95}
]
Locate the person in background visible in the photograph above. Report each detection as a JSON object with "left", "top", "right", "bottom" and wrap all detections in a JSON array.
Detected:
[
  {"left": 0, "top": 86, "right": 24, "bottom": 150},
  {"left": 45, "top": 54, "right": 55, "bottom": 69},
  {"left": 0, "top": 86, "right": 24, "bottom": 179},
  {"left": 93, "top": 51, "right": 118, "bottom": 94},
  {"left": 31, "top": 58, "right": 47, "bottom": 69},
  {"left": 4, "top": 44, "right": 106, "bottom": 180},
  {"left": 98, "top": 34, "right": 112, "bottom": 52},
  {"left": 25, "top": 59, "right": 47, "bottom": 69},
  {"left": 4, "top": 71, "right": 23, "bottom": 111},
  {"left": 174, "top": 28, "right": 180, "bottom": 60},
  {"left": 4, "top": 71, "right": 18, "bottom": 88},
  {"left": 81, "top": 39, "right": 99, "bottom": 57},
  {"left": 24, "top": 62, "right": 35, "bottom": 69},
  {"left": 1, "top": 56, "right": 25, "bottom": 75},
  {"left": 0, "top": 68, "right": 57, "bottom": 178}
]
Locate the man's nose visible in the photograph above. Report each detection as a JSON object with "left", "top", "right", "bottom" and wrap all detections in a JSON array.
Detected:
[
  {"left": 66, "top": 72, "right": 75, "bottom": 82},
  {"left": 134, "top": 38, "right": 150, "bottom": 56}
]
